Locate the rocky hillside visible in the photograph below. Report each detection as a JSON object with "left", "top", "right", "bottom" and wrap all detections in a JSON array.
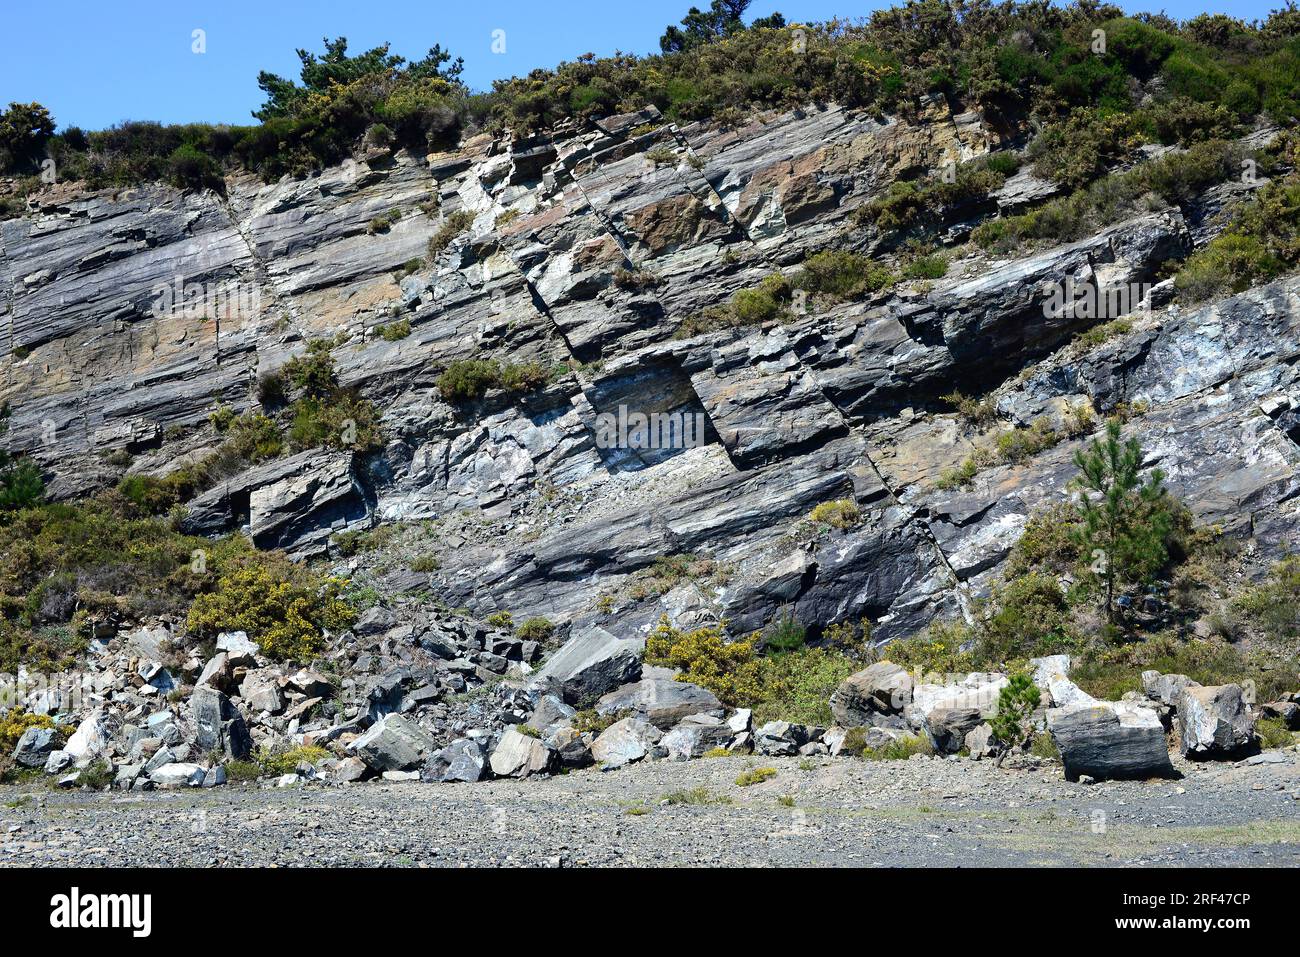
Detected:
[{"left": 1, "top": 5, "right": 1299, "bottom": 795}]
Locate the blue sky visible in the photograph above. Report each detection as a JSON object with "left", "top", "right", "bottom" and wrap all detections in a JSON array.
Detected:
[{"left": 0, "top": 0, "right": 1284, "bottom": 130}]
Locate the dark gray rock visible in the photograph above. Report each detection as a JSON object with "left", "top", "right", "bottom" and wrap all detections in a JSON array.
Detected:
[
  {"left": 421, "top": 738, "right": 490, "bottom": 783},
  {"left": 351, "top": 713, "right": 437, "bottom": 771},
  {"left": 830, "top": 661, "right": 914, "bottom": 726},
  {"left": 595, "top": 677, "right": 722, "bottom": 730},
  {"left": 12, "top": 726, "right": 58, "bottom": 768},
  {"left": 1047, "top": 701, "right": 1175, "bottom": 781},
  {"left": 190, "top": 687, "right": 252, "bottom": 760},
  {"left": 530, "top": 627, "right": 643, "bottom": 707}
]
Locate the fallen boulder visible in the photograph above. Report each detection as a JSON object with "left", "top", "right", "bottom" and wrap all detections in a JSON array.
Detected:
[
  {"left": 350, "top": 713, "right": 437, "bottom": 771},
  {"left": 595, "top": 677, "right": 722, "bottom": 730},
  {"left": 530, "top": 626, "right": 644, "bottom": 706},
  {"left": 1047, "top": 701, "right": 1175, "bottom": 781},
  {"left": 489, "top": 727, "right": 558, "bottom": 778},
  {"left": 1179, "top": 684, "right": 1258, "bottom": 759},
  {"left": 12, "top": 726, "right": 59, "bottom": 768},
  {"left": 422, "top": 738, "right": 490, "bottom": 783},
  {"left": 591, "top": 717, "right": 662, "bottom": 768},
  {"left": 830, "top": 661, "right": 914, "bottom": 726},
  {"left": 660, "top": 714, "right": 732, "bottom": 759},
  {"left": 191, "top": 687, "right": 252, "bottom": 760}
]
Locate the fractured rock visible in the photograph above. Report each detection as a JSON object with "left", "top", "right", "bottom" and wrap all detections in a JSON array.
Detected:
[
  {"left": 351, "top": 713, "right": 437, "bottom": 771},
  {"left": 421, "top": 738, "right": 490, "bottom": 783},
  {"left": 830, "top": 661, "right": 914, "bottom": 726},
  {"left": 1047, "top": 701, "right": 1175, "bottom": 781},
  {"left": 489, "top": 727, "right": 558, "bottom": 778},
  {"left": 1179, "top": 684, "right": 1258, "bottom": 759},
  {"left": 595, "top": 677, "right": 722, "bottom": 730},
  {"left": 591, "top": 717, "right": 662, "bottom": 768}
]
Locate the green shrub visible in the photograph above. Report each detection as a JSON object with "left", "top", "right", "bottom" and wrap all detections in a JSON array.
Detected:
[
  {"left": 256, "top": 744, "right": 331, "bottom": 776},
  {"left": 516, "top": 616, "right": 555, "bottom": 642},
  {"left": 436, "top": 358, "right": 550, "bottom": 403},
  {"left": 644, "top": 617, "right": 763, "bottom": 706},
  {"left": 988, "top": 673, "right": 1042, "bottom": 762},
  {"left": 1256, "top": 717, "right": 1295, "bottom": 750},
  {"left": 1175, "top": 233, "right": 1285, "bottom": 302},
  {"left": 808, "top": 499, "right": 862, "bottom": 530},
  {"left": 862, "top": 733, "right": 933, "bottom": 761},
  {"left": 735, "top": 766, "right": 777, "bottom": 786},
  {"left": 750, "top": 646, "right": 858, "bottom": 726},
  {"left": 485, "top": 610, "right": 514, "bottom": 630},
  {"left": 185, "top": 547, "right": 355, "bottom": 661},
  {"left": 762, "top": 608, "right": 806, "bottom": 653},
  {"left": 794, "top": 250, "right": 894, "bottom": 299},
  {"left": 367, "top": 207, "right": 402, "bottom": 234},
  {"left": 375, "top": 319, "right": 412, "bottom": 341},
  {"left": 428, "top": 209, "right": 474, "bottom": 255},
  {"left": 902, "top": 254, "right": 948, "bottom": 280},
  {"left": 1232, "top": 556, "right": 1300, "bottom": 642}
]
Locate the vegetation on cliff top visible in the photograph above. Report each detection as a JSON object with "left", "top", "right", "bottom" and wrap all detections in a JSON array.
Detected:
[{"left": 5, "top": 1, "right": 1300, "bottom": 195}]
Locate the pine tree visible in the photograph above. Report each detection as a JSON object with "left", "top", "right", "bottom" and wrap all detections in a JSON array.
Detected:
[
  {"left": 1070, "top": 419, "right": 1172, "bottom": 623},
  {"left": 989, "top": 673, "right": 1041, "bottom": 767}
]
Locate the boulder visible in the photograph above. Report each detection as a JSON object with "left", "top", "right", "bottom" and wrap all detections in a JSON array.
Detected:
[
  {"left": 528, "top": 694, "right": 576, "bottom": 731},
  {"left": 964, "top": 723, "right": 998, "bottom": 760},
  {"left": 196, "top": 652, "right": 233, "bottom": 692},
  {"left": 190, "top": 686, "right": 252, "bottom": 760},
  {"left": 64, "top": 710, "right": 113, "bottom": 761},
  {"left": 43, "top": 750, "right": 74, "bottom": 774},
  {"left": 239, "top": 673, "right": 286, "bottom": 714},
  {"left": 1047, "top": 701, "right": 1175, "bottom": 781},
  {"left": 216, "top": 630, "right": 260, "bottom": 663},
  {"left": 545, "top": 727, "right": 594, "bottom": 768},
  {"left": 1260, "top": 700, "right": 1300, "bottom": 730},
  {"left": 351, "top": 713, "right": 437, "bottom": 771},
  {"left": 149, "top": 763, "right": 206, "bottom": 788},
  {"left": 12, "top": 726, "right": 59, "bottom": 767},
  {"left": 1142, "top": 671, "right": 1200, "bottom": 707},
  {"left": 489, "top": 728, "right": 558, "bottom": 778},
  {"left": 1178, "top": 684, "right": 1258, "bottom": 759},
  {"left": 925, "top": 707, "right": 983, "bottom": 754},
  {"left": 911, "top": 673, "right": 1008, "bottom": 722},
  {"left": 1030, "top": 655, "right": 1095, "bottom": 708},
  {"left": 595, "top": 677, "right": 722, "bottom": 730},
  {"left": 830, "top": 661, "right": 914, "bottom": 726},
  {"left": 660, "top": 714, "right": 732, "bottom": 760},
  {"left": 754, "top": 720, "right": 809, "bottom": 756},
  {"left": 330, "top": 756, "right": 369, "bottom": 783},
  {"left": 421, "top": 738, "right": 490, "bottom": 783},
  {"left": 591, "top": 717, "right": 662, "bottom": 768},
  {"left": 530, "top": 626, "right": 643, "bottom": 706}
]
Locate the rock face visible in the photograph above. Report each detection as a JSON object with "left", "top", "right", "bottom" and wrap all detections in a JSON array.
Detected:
[
  {"left": 1179, "top": 685, "right": 1258, "bottom": 759},
  {"left": 1047, "top": 701, "right": 1175, "bottom": 781},
  {"left": 3, "top": 89, "right": 1298, "bottom": 800}
]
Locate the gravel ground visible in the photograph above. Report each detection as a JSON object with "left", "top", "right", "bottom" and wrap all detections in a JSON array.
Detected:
[{"left": 2, "top": 750, "right": 1297, "bottom": 867}]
